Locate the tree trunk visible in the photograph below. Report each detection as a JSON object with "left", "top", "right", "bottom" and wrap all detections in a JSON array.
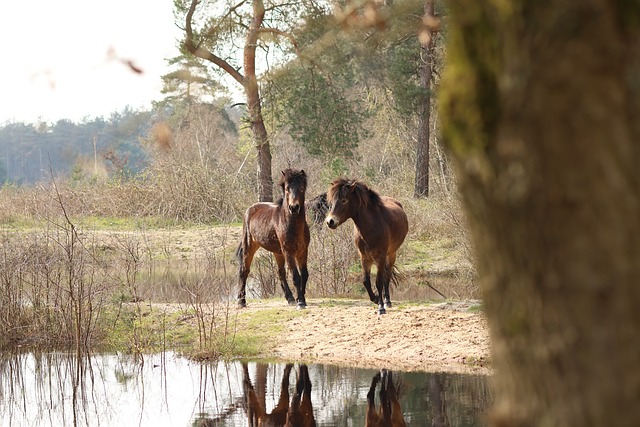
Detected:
[
  {"left": 414, "top": 0, "right": 435, "bottom": 198},
  {"left": 245, "top": 0, "right": 273, "bottom": 202},
  {"left": 184, "top": 0, "right": 273, "bottom": 202},
  {"left": 441, "top": 2, "right": 640, "bottom": 426}
]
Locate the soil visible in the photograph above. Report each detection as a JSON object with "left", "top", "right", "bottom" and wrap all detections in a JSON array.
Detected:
[{"left": 236, "top": 298, "right": 492, "bottom": 375}]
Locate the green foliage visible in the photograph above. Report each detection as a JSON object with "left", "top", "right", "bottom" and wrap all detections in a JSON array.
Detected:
[
  {"left": 387, "top": 44, "right": 428, "bottom": 118},
  {"left": 263, "top": 10, "right": 373, "bottom": 158},
  {"left": 273, "top": 67, "right": 368, "bottom": 157}
]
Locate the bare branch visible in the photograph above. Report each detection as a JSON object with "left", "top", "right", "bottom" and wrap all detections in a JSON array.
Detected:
[
  {"left": 204, "top": 0, "right": 249, "bottom": 38},
  {"left": 184, "top": 0, "right": 246, "bottom": 86}
]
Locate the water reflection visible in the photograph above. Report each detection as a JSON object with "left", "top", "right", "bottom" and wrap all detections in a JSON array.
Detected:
[
  {"left": 365, "top": 370, "right": 406, "bottom": 427},
  {"left": 0, "top": 351, "right": 492, "bottom": 426},
  {"left": 240, "top": 363, "right": 316, "bottom": 427}
]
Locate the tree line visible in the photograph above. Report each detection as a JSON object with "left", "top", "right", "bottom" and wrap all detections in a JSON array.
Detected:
[{"left": 0, "top": 108, "right": 153, "bottom": 184}]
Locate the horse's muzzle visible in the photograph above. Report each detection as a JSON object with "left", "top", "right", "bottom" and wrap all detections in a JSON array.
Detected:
[
  {"left": 289, "top": 204, "right": 301, "bottom": 214},
  {"left": 326, "top": 216, "right": 339, "bottom": 229}
]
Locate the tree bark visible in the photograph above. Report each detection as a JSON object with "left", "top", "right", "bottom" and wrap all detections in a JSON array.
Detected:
[
  {"left": 441, "top": 2, "right": 640, "bottom": 426},
  {"left": 184, "top": 0, "right": 273, "bottom": 202},
  {"left": 414, "top": 0, "right": 435, "bottom": 198}
]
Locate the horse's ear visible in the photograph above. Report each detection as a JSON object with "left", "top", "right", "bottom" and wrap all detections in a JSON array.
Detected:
[
  {"left": 301, "top": 169, "right": 306, "bottom": 176},
  {"left": 281, "top": 170, "right": 286, "bottom": 177},
  {"left": 347, "top": 181, "right": 357, "bottom": 192}
]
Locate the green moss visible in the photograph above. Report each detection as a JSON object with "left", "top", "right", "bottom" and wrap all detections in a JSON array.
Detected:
[
  {"left": 439, "top": 2, "right": 504, "bottom": 165},
  {"left": 615, "top": 0, "right": 640, "bottom": 33}
]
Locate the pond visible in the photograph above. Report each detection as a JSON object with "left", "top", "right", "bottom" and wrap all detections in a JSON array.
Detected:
[{"left": 0, "top": 351, "right": 492, "bottom": 426}]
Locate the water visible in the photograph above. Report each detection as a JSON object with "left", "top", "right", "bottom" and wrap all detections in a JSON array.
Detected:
[{"left": 0, "top": 351, "right": 492, "bottom": 426}]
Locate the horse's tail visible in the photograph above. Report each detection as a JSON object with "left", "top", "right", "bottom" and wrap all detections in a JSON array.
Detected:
[
  {"left": 237, "top": 208, "right": 252, "bottom": 263},
  {"left": 389, "top": 264, "right": 403, "bottom": 289}
]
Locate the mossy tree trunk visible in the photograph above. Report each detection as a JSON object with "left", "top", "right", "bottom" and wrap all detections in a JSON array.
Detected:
[{"left": 440, "top": 2, "right": 640, "bottom": 426}]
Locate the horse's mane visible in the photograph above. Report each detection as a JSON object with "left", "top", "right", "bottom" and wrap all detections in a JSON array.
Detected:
[
  {"left": 278, "top": 169, "right": 307, "bottom": 191},
  {"left": 307, "top": 192, "right": 329, "bottom": 224},
  {"left": 327, "top": 178, "right": 383, "bottom": 209}
]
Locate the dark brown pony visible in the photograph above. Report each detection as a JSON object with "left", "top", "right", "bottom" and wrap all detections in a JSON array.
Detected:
[
  {"left": 237, "top": 169, "right": 310, "bottom": 309},
  {"left": 325, "top": 179, "right": 408, "bottom": 315},
  {"left": 365, "top": 370, "right": 406, "bottom": 427},
  {"left": 242, "top": 363, "right": 316, "bottom": 427}
]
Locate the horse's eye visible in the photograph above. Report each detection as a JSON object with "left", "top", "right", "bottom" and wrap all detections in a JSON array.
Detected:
[{"left": 341, "top": 198, "right": 348, "bottom": 204}]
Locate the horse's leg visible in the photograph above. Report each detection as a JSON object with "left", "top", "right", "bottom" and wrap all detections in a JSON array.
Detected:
[
  {"left": 287, "top": 255, "right": 305, "bottom": 309},
  {"left": 274, "top": 253, "right": 296, "bottom": 305},
  {"left": 375, "top": 257, "right": 387, "bottom": 315},
  {"left": 237, "top": 242, "right": 258, "bottom": 308},
  {"left": 383, "top": 253, "right": 397, "bottom": 309},
  {"left": 361, "top": 257, "right": 378, "bottom": 304},
  {"left": 365, "top": 372, "right": 382, "bottom": 427},
  {"left": 271, "top": 363, "right": 293, "bottom": 424},
  {"left": 387, "top": 371, "right": 406, "bottom": 427},
  {"left": 380, "top": 369, "right": 393, "bottom": 426},
  {"left": 299, "top": 365, "right": 315, "bottom": 425},
  {"left": 293, "top": 248, "right": 309, "bottom": 309}
]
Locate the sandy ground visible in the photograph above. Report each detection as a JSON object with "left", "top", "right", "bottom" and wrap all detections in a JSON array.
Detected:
[
  {"left": 89, "top": 226, "right": 491, "bottom": 374},
  {"left": 238, "top": 298, "right": 492, "bottom": 375}
]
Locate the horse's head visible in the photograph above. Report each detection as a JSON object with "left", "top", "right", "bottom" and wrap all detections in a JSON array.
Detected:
[
  {"left": 279, "top": 169, "right": 307, "bottom": 215},
  {"left": 325, "top": 178, "right": 364, "bottom": 229}
]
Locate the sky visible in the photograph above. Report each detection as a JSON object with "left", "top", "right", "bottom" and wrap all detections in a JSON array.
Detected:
[{"left": 0, "top": 0, "right": 183, "bottom": 124}]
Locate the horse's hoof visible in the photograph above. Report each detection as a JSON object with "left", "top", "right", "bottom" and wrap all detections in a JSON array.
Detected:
[
  {"left": 296, "top": 302, "right": 307, "bottom": 310},
  {"left": 238, "top": 300, "right": 247, "bottom": 308},
  {"left": 384, "top": 301, "right": 392, "bottom": 309},
  {"left": 287, "top": 299, "right": 297, "bottom": 306},
  {"left": 377, "top": 307, "right": 386, "bottom": 315}
]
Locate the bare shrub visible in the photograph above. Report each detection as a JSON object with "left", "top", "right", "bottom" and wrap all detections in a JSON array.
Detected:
[
  {"left": 0, "top": 224, "right": 110, "bottom": 349},
  {"left": 307, "top": 223, "right": 358, "bottom": 296}
]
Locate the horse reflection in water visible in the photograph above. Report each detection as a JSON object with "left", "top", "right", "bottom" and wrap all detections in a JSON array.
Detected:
[
  {"left": 243, "top": 363, "right": 316, "bottom": 427},
  {"left": 365, "top": 370, "right": 406, "bottom": 427}
]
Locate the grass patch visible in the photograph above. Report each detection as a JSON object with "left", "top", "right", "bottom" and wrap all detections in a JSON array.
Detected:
[
  {"left": 232, "top": 303, "right": 308, "bottom": 354},
  {"left": 468, "top": 303, "right": 484, "bottom": 313},
  {"left": 102, "top": 303, "right": 197, "bottom": 353}
]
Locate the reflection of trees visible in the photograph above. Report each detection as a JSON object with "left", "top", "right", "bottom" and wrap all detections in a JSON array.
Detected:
[
  {"left": 0, "top": 350, "right": 100, "bottom": 426},
  {"left": 428, "top": 374, "right": 448, "bottom": 427},
  {"left": 424, "top": 373, "right": 493, "bottom": 427}
]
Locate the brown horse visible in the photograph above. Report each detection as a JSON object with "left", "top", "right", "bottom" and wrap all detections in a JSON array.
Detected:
[
  {"left": 325, "top": 179, "right": 408, "bottom": 315},
  {"left": 242, "top": 363, "right": 316, "bottom": 427},
  {"left": 365, "top": 370, "right": 406, "bottom": 427},
  {"left": 237, "top": 169, "right": 310, "bottom": 309}
]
